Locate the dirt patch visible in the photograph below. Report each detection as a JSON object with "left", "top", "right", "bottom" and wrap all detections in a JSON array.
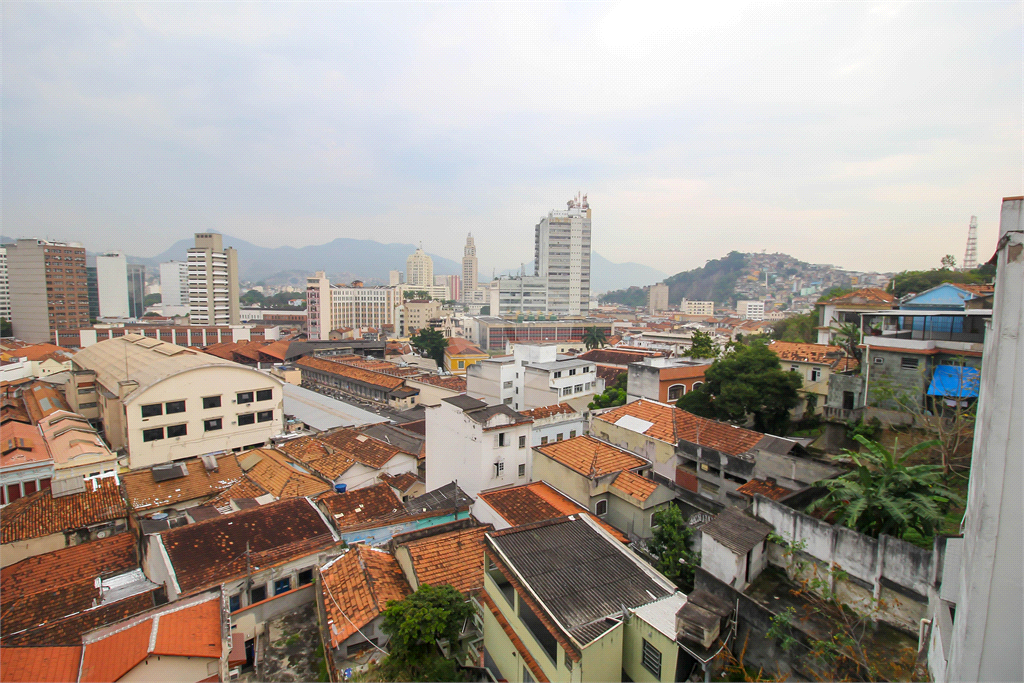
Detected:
[{"left": 260, "top": 602, "right": 326, "bottom": 682}]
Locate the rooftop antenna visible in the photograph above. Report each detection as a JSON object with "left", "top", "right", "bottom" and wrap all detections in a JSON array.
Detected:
[{"left": 962, "top": 216, "right": 978, "bottom": 270}]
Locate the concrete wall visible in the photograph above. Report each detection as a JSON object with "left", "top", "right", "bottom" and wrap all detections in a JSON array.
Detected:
[
  {"left": 591, "top": 419, "right": 674, "bottom": 480},
  {"left": 531, "top": 451, "right": 590, "bottom": 506},
  {"left": 231, "top": 583, "right": 317, "bottom": 641},
  {"left": 118, "top": 654, "right": 217, "bottom": 683},
  {"left": 0, "top": 532, "right": 67, "bottom": 568},
  {"left": 623, "top": 614, "right": 679, "bottom": 683},
  {"left": 627, "top": 364, "right": 661, "bottom": 403},
  {"left": 579, "top": 621, "right": 623, "bottom": 683},
  {"left": 531, "top": 416, "right": 586, "bottom": 446}
]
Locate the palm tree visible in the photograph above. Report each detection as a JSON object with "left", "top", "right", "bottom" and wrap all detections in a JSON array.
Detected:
[
  {"left": 583, "top": 326, "right": 607, "bottom": 350},
  {"left": 808, "top": 435, "right": 963, "bottom": 541}
]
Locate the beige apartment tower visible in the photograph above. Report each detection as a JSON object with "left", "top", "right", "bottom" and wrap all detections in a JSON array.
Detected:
[
  {"left": 461, "top": 234, "right": 479, "bottom": 303},
  {"left": 648, "top": 283, "right": 669, "bottom": 312},
  {"left": 535, "top": 194, "right": 592, "bottom": 315},
  {"left": 405, "top": 245, "right": 434, "bottom": 289},
  {"left": 187, "top": 233, "right": 240, "bottom": 325},
  {"left": 6, "top": 238, "right": 90, "bottom": 343}
]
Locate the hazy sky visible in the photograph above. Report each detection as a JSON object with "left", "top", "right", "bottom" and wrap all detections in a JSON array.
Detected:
[{"left": 3, "top": 1, "right": 1021, "bottom": 277}]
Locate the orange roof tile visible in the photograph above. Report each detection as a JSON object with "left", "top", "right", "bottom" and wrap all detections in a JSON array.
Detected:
[
  {"left": 0, "top": 476, "right": 127, "bottom": 544},
  {"left": 444, "top": 338, "right": 486, "bottom": 356},
  {"left": 151, "top": 598, "right": 222, "bottom": 658},
  {"left": 379, "top": 471, "right": 421, "bottom": 493},
  {"left": 0, "top": 343, "right": 75, "bottom": 364},
  {"left": 536, "top": 435, "right": 646, "bottom": 478},
  {"left": 735, "top": 478, "right": 794, "bottom": 501},
  {"left": 22, "top": 382, "right": 70, "bottom": 424},
  {"left": 478, "top": 482, "right": 629, "bottom": 543},
  {"left": 258, "top": 339, "right": 291, "bottom": 361},
  {"left": 0, "top": 421, "right": 48, "bottom": 469},
  {"left": 408, "top": 374, "right": 467, "bottom": 391},
  {"left": 316, "top": 483, "right": 404, "bottom": 530},
  {"left": 518, "top": 403, "right": 579, "bottom": 420},
  {"left": 576, "top": 348, "right": 662, "bottom": 366},
  {"left": 238, "top": 448, "right": 331, "bottom": 499},
  {"left": 320, "top": 545, "right": 411, "bottom": 647},
  {"left": 398, "top": 525, "right": 491, "bottom": 596},
  {"left": 79, "top": 619, "right": 152, "bottom": 683},
  {"left": 296, "top": 356, "right": 407, "bottom": 391},
  {"left": 122, "top": 453, "right": 245, "bottom": 511},
  {"left": 317, "top": 427, "right": 407, "bottom": 469},
  {"left": 820, "top": 287, "right": 895, "bottom": 306},
  {"left": 767, "top": 340, "right": 851, "bottom": 368},
  {"left": 0, "top": 646, "right": 82, "bottom": 683},
  {"left": 611, "top": 470, "right": 659, "bottom": 502}
]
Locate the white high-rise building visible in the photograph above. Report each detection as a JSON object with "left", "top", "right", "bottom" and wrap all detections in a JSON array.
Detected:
[
  {"left": 737, "top": 300, "right": 765, "bottom": 320},
  {"left": 0, "top": 248, "right": 10, "bottom": 326},
  {"left": 306, "top": 272, "right": 400, "bottom": 340},
  {"left": 405, "top": 245, "right": 434, "bottom": 288},
  {"left": 461, "top": 234, "right": 479, "bottom": 303},
  {"left": 159, "top": 261, "right": 189, "bottom": 307},
  {"left": 535, "top": 194, "right": 592, "bottom": 315},
  {"left": 187, "top": 233, "right": 239, "bottom": 326},
  {"left": 95, "top": 252, "right": 130, "bottom": 318}
]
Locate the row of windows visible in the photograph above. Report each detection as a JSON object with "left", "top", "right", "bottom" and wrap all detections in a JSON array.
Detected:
[
  {"left": 492, "top": 462, "right": 527, "bottom": 478},
  {"left": 142, "top": 411, "right": 273, "bottom": 441},
  {"left": 228, "top": 568, "right": 314, "bottom": 611},
  {"left": 496, "top": 433, "right": 527, "bottom": 448},
  {"left": 141, "top": 390, "right": 273, "bottom": 418},
  {"left": 559, "top": 382, "right": 592, "bottom": 397},
  {"left": 539, "top": 430, "right": 576, "bottom": 445}
]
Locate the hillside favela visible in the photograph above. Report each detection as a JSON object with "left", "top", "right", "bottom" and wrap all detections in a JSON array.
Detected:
[{"left": 0, "top": 4, "right": 1019, "bottom": 683}]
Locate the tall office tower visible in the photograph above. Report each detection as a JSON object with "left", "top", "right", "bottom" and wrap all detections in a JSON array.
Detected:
[
  {"left": 86, "top": 267, "right": 100, "bottom": 320},
  {"left": 306, "top": 272, "right": 399, "bottom": 340},
  {"left": 534, "top": 193, "right": 592, "bottom": 315},
  {"left": 6, "top": 238, "right": 90, "bottom": 343},
  {"left": 95, "top": 252, "right": 130, "bottom": 318},
  {"left": 187, "top": 233, "right": 240, "bottom": 325},
  {"left": 0, "top": 248, "right": 11, "bottom": 327},
  {"left": 436, "top": 274, "right": 461, "bottom": 302},
  {"left": 127, "top": 264, "right": 145, "bottom": 318},
  {"left": 405, "top": 245, "right": 434, "bottom": 288},
  {"left": 160, "top": 261, "right": 189, "bottom": 306},
  {"left": 389, "top": 270, "right": 404, "bottom": 286},
  {"left": 461, "top": 233, "right": 479, "bottom": 302}
]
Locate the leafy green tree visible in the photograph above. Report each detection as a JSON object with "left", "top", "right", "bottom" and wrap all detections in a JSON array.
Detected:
[
  {"left": 583, "top": 326, "right": 607, "bottom": 350},
  {"left": 0, "top": 318, "right": 12, "bottom": 337},
  {"left": 808, "top": 435, "right": 964, "bottom": 543},
  {"left": 770, "top": 311, "right": 818, "bottom": 344},
  {"left": 676, "top": 340, "right": 803, "bottom": 434},
  {"left": 403, "top": 289, "right": 430, "bottom": 301},
  {"left": 686, "top": 330, "right": 719, "bottom": 358},
  {"left": 478, "top": 305, "right": 490, "bottom": 315},
  {"left": 817, "top": 287, "right": 854, "bottom": 303},
  {"left": 647, "top": 505, "right": 700, "bottom": 592},
  {"left": 409, "top": 328, "right": 448, "bottom": 366},
  {"left": 588, "top": 372, "right": 627, "bottom": 410},
  {"left": 599, "top": 286, "right": 647, "bottom": 307},
  {"left": 240, "top": 289, "right": 265, "bottom": 306},
  {"left": 381, "top": 584, "right": 477, "bottom": 664},
  {"left": 886, "top": 269, "right": 988, "bottom": 298},
  {"left": 832, "top": 322, "right": 863, "bottom": 368},
  {"left": 143, "top": 293, "right": 162, "bottom": 306},
  {"left": 940, "top": 254, "right": 957, "bottom": 270}
]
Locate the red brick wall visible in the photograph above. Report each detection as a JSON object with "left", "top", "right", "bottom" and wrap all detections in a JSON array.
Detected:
[{"left": 675, "top": 467, "right": 699, "bottom": 493}]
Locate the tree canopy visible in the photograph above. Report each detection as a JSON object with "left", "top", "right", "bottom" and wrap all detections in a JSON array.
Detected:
[
  {"left": 769, "top": 311, "right": 818, "bottom": 344},
  {"left": 686, "top": 330, "right": 719, "bottom": 359},
  {"left": 647, "top": 505, "right": 700, "bottom": 592},
  {"left": 676, "top": 340, "right": 802, "bottom": 434},
  {"left": 381, "top": 584, "right": 476, "bottom": 663},
  {"left": 886, "top": 266, "right": 993, "bottom": 298},
  {"left": 588, "top": 372, "right": 627, "bottom": 410},
  {"left": 409, "top": 328, "right": 448, "bottom": 366},
  {"left": 583, "top": 326, "right": 607, "bottom": 350}
]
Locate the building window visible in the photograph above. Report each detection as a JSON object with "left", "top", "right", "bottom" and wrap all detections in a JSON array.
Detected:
[
  {"left": 574, "top": 384, "right": 583, "bottom": 393},
  {"left": 641, "top": 639, "right": 662, "bottom": 678},
  {"left": 540, "top": 436, "right": 549, "bottom": 445},
  {"left": 458, "top": 360, "right": 465, "bottom": 369},
  {"left": 569, "top": 430, "right": 577, "bottom": 438},
  {"left": 494, "top": 462, "right": 504, "bottom": 477},
  {"left": 901, "top": 357, "right": 920, "bottom": 370},
  {"left": 498, "top": 432, "right": 507, "bottom": 446},
  {"left": 503, "top": 397, "right": 513, "bottom": 405},
  {"left": 204, "top": 418, "right": 223, "bottom": 432},
  {"left": 203, "top": 395, "right": 221, "bottom": 409},
  {"left": 166, "top": 424, "right": 187, "bottom": 438},
  {"left": 237, "top": 391, "right": 254, "bottom": 404},
  {"left": 873, "top": 356, "right": 884, "bottom": 365},
  {"left": 141, "top": 403, "right": 162, "bottom": 418},
  {"left": 256, "top": 389, "right": 273, "bottom": 402},
  {"left": 518, "top": 463, "right": 526, "bottom": 477},
  {"left": 274, "top": 577, "right": 292, "bottom": 595},
  {"left": 143, "top": 427, "right": 164, "bottom": 442},
  {"left": 229, "top": 594, "right": 241, "bottom": 612},
  {"left": 250, "top": 585, "right": 267, "bottom": 603},
  {"left": 298, "top": 569, "right": 314, "bottom": 586},
  {"left": 595, "top": 500, "right": 607, "bottom": 516},
  {"left": 238, "top": 413, "right": 256, "bottom": 426},
  {"left": 553, "top": 371, "right": 561, "bottom": 378},
  {"left": 257, "top": 410, "right": 274, "bottom": 422},
  {"left": 651, "top": 512, "right": 660, "bottom": 527},
  {"left": 810, "top": 368, "right": 822, "bottom": 382},
  {"left": 569, "top": 368, "right": 576, "bottom": 376},
  {"left": 165, "top": 400, "right": 186, "bottom": 414},
  {"left": 519, "top": 435, "right": 527, "bottom": 448},
  {"left": 668, "top": 384, "right": 685, "bottom": 400},
  {"left": 556, "top": 433, "right": 563, "bottom": 442}
]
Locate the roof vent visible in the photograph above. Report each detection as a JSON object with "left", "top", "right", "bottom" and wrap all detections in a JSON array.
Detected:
[
  {"left": 201, "top": 454, "right": 219, "bottom": 472},
  {"left": 152, "top": 462, "right": 188, "bottom": 482}
]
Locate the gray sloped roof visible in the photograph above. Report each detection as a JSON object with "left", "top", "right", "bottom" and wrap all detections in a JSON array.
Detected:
[{"left": 701, "top": 508, "right": 773, "bottom": 556}]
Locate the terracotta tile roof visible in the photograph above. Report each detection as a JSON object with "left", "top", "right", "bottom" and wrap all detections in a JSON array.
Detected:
[
  {"left": 199, "top": 341, "right": 239, "bottom": 360},
  {"left": 398, "top": 525, "right": 491, "bottom": 596},
  {"left": 237, "top": 448, "right": 331, "bottom": 500},
  {"left": 0, "top": 646, "right": 82, "bottom": 683},
  {"left": 576, "top": 348, "right": 661, "bottom": 366},
  {"left": 121, "top": 453, "right": 245, "bottom": 511},
  {"left": 79, "top": 594, "right": 222, "bottom": 683},
  {"left": 0, "top": 476, "right": 127, "bottom": 544},
  {"left": 820, "top": 287, "right": 895, "bottom": 306},
  {"left": 610, "top": 470, "right": 659, "bottom": 502},
  {"left": 1, "top": 533, "right": 137, "bottom": 613},
  {"left": 317, "top": 427, "right": 407, "bottom": 469},
  {"left": 478, "top": 482, "right": 629, "bottom": 543},
  {"left": 316, "top": 483, "right": 404, "bottom": 530},
  {"left": 1, "top": 397, "right": 33, "bottom": 426},
  {"left": 595, "top": 365, "right": 626, "bottom": 385},
  {"left": 735, "top": 478, "right": 794, "bottom": 501},
  {"left": 956, "top": 283, "right": 995, "bottom": 296},
  {"left": 22, "top": 382, "right": 71, "bottom": 424},
  {"left": 444, "top": 338, "right": 486, "bottom": 356},
  {"left": 379, "top": 471, "right": 421, "bottom": 493},
  {"left": 1, "top": 591, "right": 156, "bottom": 648},
  {"left": 518, "top": 403, "right": 579, "bottom": 420},
  {"left": 276, "top": 436, "right": 356, "bottom": 481},
  {"left": 320, "top": 545, "right": 411, "bottom": 648},
  {"left": 258, "top": 340, "right": 291, "bottom": 361},
  {"left": 0, "top": 421, "right": 49, "bottom": 469},
  {"left": 408, "top": 374, "right": 467, "bottom": 391},
  {"left": 767, "top": 340, "right": 848, "bottom": 366},
  {"left": 296, "top": 356, "right": 406, "bottom": 391},
  {"left": 206, "top": 476, "right": 269, "bottom": 509},
  {"left": 536, "top": 435, "right": 646, "bottom": 478},
  {"left": 159, "top": 497, "right": 338, "bottom": 595},
  {"left": 478, "top": 593, "right": 549, "bottom": 682},
  {"left": 0, "top": 343, "right": 75, "bottom": 364}
]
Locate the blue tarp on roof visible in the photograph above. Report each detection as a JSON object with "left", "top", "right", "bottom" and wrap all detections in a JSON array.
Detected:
[{"left": 927, "top": 365, "right": 980, "bottom": 398}]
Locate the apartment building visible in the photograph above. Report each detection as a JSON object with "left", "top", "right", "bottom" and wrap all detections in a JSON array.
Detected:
[
  {"left": 467, "top": 343, "right": 597, "bottom": 411},
  {"left": 159, "top": 261, "right": 189, "bottom": 307},
  {"left": 736, "top": 300, "right": 765, "bottom": 321},
  {"left": 648, "top": 283, "right": 669, "bottom": 312},
  {"left": 70, "top": 334, "right": 283, "bottom": 469},
  {"left": 488, "top": 276, "right": 549, "bottom": 316},
  {"left": 462, "top": 233, "right": 479, "bottom": 303},
  {"left": 306, "top": 272, "right": 399, "bottom": 340},
  {"left": 436, "top": 274, "right": 461, "bottom": 302},
  {"left": 679, "top": 299, "right": 714, "bottom": 316},
  {"left": 127, "top": 263, "right": 146, "bottom": 318},
  {"left": 406, "top": 245, "right": 434, "bottom": 288},
  {"left": 471, "top": 316, "right": 612, "bottom": 352},
  {"left": 397, "top": 299, "right": 441, "bottom": 337},
  {"left": 0, "top": 247, "right": 12, "bottom": 325},
  {"left": 6, "top": 238, "right": 90, "bottom": 343},
  {"left": 94, "top": 253, "right": 130, "bottom": 318},
  {"left": 187, "top": 232, "right": 240, "bottom": 326},
  {"left": 535, "top": 194, "right": 592, "bottom": 315}
]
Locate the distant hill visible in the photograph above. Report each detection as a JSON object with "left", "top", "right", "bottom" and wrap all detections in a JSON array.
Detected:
[
  {"left": 496, "top": 254, "right": 666, "bottom": 294},
  {"left": 602, "top": 251, "right": 748, "bottom": 306}
]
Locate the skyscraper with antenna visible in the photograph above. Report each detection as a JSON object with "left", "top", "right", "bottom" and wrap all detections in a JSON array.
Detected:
[{"left": 962, "top": 215, "right": 978, "bottom": 270}]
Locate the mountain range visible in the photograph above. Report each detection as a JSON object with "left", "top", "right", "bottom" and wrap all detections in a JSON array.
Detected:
[{"left": 0, "top": 233, "right": 663, "bottom": 293}]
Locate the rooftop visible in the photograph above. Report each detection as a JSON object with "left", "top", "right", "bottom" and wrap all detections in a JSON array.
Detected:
[
  {"left": 1, "top": 420, "right": 49, "bottom": 469},
  {"left": 518, "top": 403, "right": 580, "bottom": 420},
  {"left": 0, "top": 591, "right": 156, "bottom": 648},
  {"left": 158, "top": 497, "right": 338, "bottom": 594},
  {"left": 610, "top": 470, "right": 659, "bottom": 502},
  {"left": 444, "top": 338, "right": 486, "bottom": 356},
  {"left": 407, "top": 373, "right": 468, "bottom": 392},
  {"left": 735, "top": 478, "right": 794, "bottom": 501},
  {"left": 397, "top": 524, "right": 492, "bottom": 596},
  {"left": 121, "top": 452, "right": 244, "bottom": 511},
  {"left": 379, "top": 471, "right": 422, "bottom": 493},
  {"left": 487, "top": 516, "right": 674, "bottom": 647},
  {"left": 0, "top": 475, "right": 127, "bottom": 544},
  {"left": 441, "top": 395, "right": 532, "bottom": 429},
  {"left": 320, "top": 545, "right": 411, "bottom": 648},
  {"left": 0, "top": 646, "right": 82, "bottom": 683},
  {"left": 296, "top": 356, "right": 406, "bottom": 391},
  {"left": 354, "top": 423, "right": 425, "bottom": 458},
  {"left": 477, "top": 481, "right": 629, "bottom": 543},
  {"left": 535, "top": 435, "right": 647, "bottom": 478},
  {"left": 819, "top": 287, "right": 896, "bottom": 307},
  {"left": 576, "top": 348, "right": 662, "bottom": 366},
  {"left": 767, "top": 340, "right": 858, "bottom": 371},
  {"left": 317, "top": 482, "right": 405, "bottom": 530},
  {"left": 22, "top": 381, "right": 71, "bottom": 424},
  {"left": 281, "top": 382, "right": 385, "bottom": 432},
  {"left": 701, "top": 508, "right": 774, "bottom": 555}
]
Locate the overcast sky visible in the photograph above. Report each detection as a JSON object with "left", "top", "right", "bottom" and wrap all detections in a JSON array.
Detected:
[{"left": 3, "top": 1, "right": 1020, "bottom": 277}]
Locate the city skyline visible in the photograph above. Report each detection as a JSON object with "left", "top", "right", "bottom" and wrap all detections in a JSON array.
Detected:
[{"left": 3, "top": 2, "right": 1018, "bottom": 277}]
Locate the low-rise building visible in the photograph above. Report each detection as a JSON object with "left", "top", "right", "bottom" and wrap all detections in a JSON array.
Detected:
[
  {"left": 736, "top": 300, "right": 765, "bottom": 321},
  {"left": 1, "top": 420, "right": 52, "bottom": 506},
  {"left": 70, "top": 334, "right": 284, "bottom": 469},
  {"left": 766, "top": 341, "right": 858, "bottom": 416},
  {"left": 519, "top": 403, "right": 587, "bottom": 446},
  {"left": 424, "top": 396, "right": 533, "bottom": 498},
  {"left": 815, "top": 287, "right": 896, "bottom": 345},
  {"left": 444, "top": 337, "right": 489, "bottom": 375},
  {"left": 467, "top": 343, "right": 597, "bottom": 411},
  {"left": 403, "top": 373, "right": 467, "bottom": 406},
  {"left": 276, "top": 427, "right": 418, "bottom": 492},
  {"left": 0, "top": 343, "right": 75, "bottom": 382},
  {"left": 626, "top": 357, "right": 712, "bottom": 404},
  {"left": 296, "top": 355, "right": 419, "bottom": 410},
  {"left": 393, "top": 522, "right": 491, "bottom": 596}
]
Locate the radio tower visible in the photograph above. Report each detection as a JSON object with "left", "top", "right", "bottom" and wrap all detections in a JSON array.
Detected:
[{"left": 962, "top": 216, "right": 979, "bottom": 270}]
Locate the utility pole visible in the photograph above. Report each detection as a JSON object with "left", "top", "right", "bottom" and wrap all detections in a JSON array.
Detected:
[{"left": 245, "top": 541, "right": 252, "bottom": 603}]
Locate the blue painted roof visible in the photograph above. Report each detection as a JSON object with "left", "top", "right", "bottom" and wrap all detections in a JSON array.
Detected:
[
  {"left": 927, "top": 365, "right": 980, "bottom": 397},
  {"left": 901, "top": 283, "right": 976, "bottom": 311}
]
